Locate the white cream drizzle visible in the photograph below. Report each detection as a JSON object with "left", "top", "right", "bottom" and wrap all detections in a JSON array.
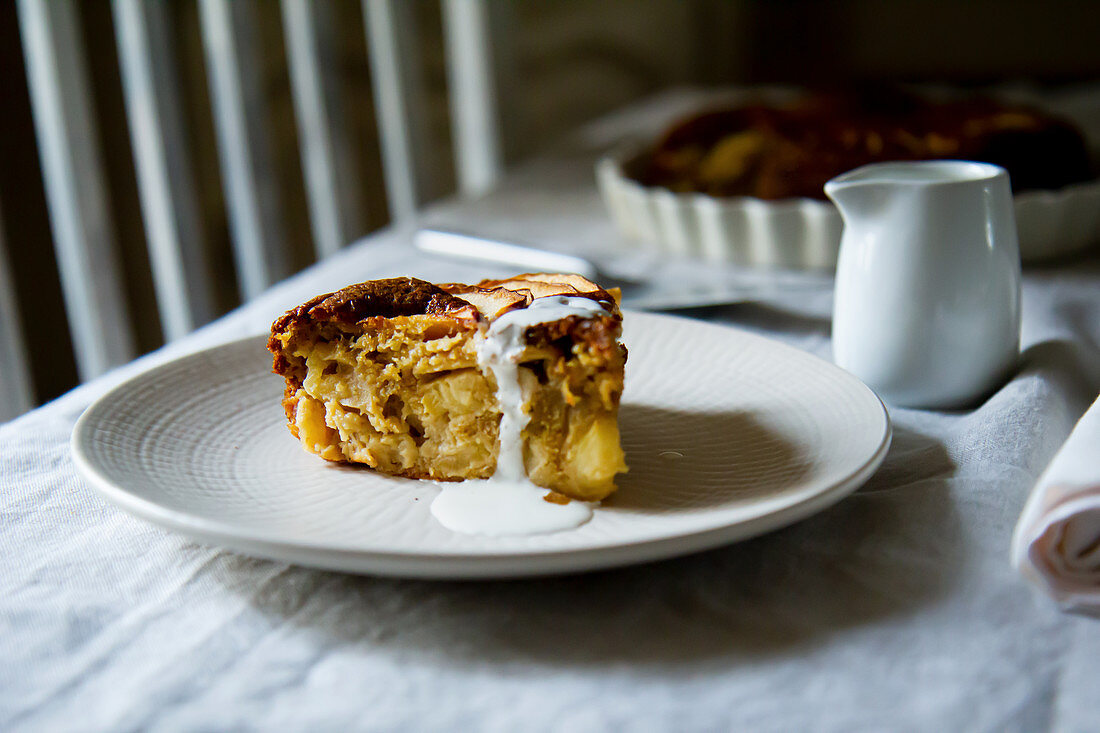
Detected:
[{"left": 430, "top": 295, "right": 608, "bottom": 536}]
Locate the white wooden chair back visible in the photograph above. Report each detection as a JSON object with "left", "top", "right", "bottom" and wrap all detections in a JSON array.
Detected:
[
  {"left": 0, "top": 204, "right": 34, "bottom": 422},
  {"left": 2, "top": 0, "right": 510, "bottom": 421}
]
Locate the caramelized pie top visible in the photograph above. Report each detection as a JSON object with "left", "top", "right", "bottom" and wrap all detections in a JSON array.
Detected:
[
  {"left": 628, "top": 88, "right": 1093, "bottom": 200},
  {"left": 269, "top": 274, "right": 622, "bottom": 385}
]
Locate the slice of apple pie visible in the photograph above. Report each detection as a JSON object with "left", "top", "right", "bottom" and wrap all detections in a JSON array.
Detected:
[{"left": 267, "top": 274, "right": 627, "bottom": 501}]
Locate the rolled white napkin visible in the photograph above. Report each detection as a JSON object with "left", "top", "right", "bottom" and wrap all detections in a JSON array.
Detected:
[{"left": 1012, "top": 394, "right": 1100, "bottom": 614}]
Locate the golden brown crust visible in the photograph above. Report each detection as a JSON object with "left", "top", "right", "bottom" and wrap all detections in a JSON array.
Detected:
[
  {"left": 471, "top": 273, "right": 618, "bottom": 311},
  {"left": 271, "top": 277, "right": 477, "bottom": 333},
  {"left": 269, "top": 277, "right": 478, "bottom": 381},
  {"left": 437, "top": 273, "right": 619, "bottom": 319},
  {"left": 269, "top": 273, "right": 622, "bottom": 380}
]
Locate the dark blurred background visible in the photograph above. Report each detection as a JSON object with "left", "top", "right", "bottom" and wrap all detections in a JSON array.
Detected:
[{"left": 2, "top": 0, "right": 1099, "bottom": 405}]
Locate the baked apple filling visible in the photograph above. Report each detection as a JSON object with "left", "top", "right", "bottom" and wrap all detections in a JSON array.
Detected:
[{"left": 268, "top": 275, "right": 627, "bottom": 503}]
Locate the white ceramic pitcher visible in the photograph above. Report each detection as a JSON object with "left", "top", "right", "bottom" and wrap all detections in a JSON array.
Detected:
[{"left": 825, "top": 161, "right": 1021, "bottom": 409}]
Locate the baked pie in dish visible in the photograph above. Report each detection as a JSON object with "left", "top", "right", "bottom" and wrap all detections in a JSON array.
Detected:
[
  {"left": 598, "top": 87, "right": 1100, "bottom": 266},
  {"left": 268, "top": 274, "right": 627, "bottom": 504},
  {"left": 627, "top": 88, "right": 1092, "bottom": 200}
]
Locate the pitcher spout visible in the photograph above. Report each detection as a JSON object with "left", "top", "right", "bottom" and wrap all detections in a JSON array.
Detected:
[
  {"left": 825, "top": 160, "right": 1006, "bottom": 225},
  {"left": 823, "top": 174, "right": 893, "bottom": 224}
]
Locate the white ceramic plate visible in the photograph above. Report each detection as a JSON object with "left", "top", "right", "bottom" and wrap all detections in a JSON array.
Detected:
[{"left": 72, "top": 313, "right": 891, "bottom": 579}]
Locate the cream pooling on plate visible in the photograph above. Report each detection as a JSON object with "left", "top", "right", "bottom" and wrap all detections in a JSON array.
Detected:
[{"left": 429, "top": 295, "right": 610, "bottom": 536}]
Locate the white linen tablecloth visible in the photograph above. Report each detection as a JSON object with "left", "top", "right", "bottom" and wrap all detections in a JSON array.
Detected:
[{"left": 3, "top": 95, "right": 1100, "bottom": 732}]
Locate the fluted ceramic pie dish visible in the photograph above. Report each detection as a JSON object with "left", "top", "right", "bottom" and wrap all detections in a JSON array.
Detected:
[
  {"left": 598, "top": 146, "right": 1100, "bottom": 268},
  {"left": 597, "top": 85, "right": 1100, "bottom": 268}
]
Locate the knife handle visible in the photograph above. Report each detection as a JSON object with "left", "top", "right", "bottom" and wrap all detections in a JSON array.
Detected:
[{"left": 415, "top": 229, "right": 600, "bottom": 280}]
